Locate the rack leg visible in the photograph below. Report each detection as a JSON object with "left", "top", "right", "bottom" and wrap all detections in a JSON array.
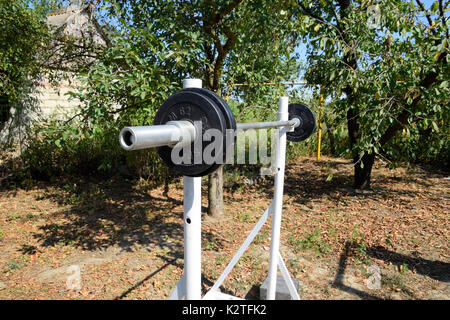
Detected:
[
  {"left": 267, "top": 97, "right": 289, "bottom": 300},
  {"left": 183, "top": 176, "right": 202, "bottom": 299},
  {"left": 181, "top": 78, "right": 203, "bottom": 300}
]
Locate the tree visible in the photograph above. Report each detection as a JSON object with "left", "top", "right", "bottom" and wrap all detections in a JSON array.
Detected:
[
  {"left": 0, "top": 0, "right": 50, "bottom": 135},
  {"left": 296, "top": 0, "right": 449, "bottom": 188},
  {"left": 1, "top": 0, "right": 104, "bottom": 149},
  {"left": 75, "top": 0, "right": 299, "bottom": 216}
]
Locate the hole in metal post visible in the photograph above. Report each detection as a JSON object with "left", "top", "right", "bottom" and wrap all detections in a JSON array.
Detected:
[{"left": 186, "top": 218, "right": 191, "bottom": 224}]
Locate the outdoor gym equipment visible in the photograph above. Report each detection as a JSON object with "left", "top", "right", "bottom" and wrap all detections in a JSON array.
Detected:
[{"left": 119, "top": 79, "right": 315, "bottom": 300}]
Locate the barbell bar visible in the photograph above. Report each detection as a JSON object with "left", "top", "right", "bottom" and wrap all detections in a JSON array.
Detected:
[
  {"left": 119, "top": 88, "right": 316, "bottom": 177},
  {"left": 119, "top": 119, "right": 301, "bottom": 151},
  {"left": 236, "top": 118, "right": 300, "bottom": 131}
]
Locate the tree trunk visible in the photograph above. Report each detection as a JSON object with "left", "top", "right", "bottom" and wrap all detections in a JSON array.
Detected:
[
  {"left": 206, "top": 81, "right": 225, "bottom": 217},
  {"left": 0, "top": 95, "right": 10, "bottom": 132},
  {"left": 208, "top": 165, "right": 224, "bottom": 217},
  {"left": 346, "top": 107, "right": 360, "bottom": 148},
  {"left": 327, "top": 126, "right": 336, "bottom": 156},
  {"left": 346, "top": 107, "right": 376, "bottom": 189},
  {"left": 354, "top": 152, "right": 376, "bottom": 189}
]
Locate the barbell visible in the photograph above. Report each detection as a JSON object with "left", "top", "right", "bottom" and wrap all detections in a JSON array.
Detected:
[{"left": 119, "top": 88, "right": 316, "bottom": 177}]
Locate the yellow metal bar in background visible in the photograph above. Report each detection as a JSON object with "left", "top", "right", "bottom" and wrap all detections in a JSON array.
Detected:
[
  {"left": 317, "top": 94, "right": 323, "bottom": 161},
  {"left": 232, "top": 82, "right": 308, "bottom": 86}
]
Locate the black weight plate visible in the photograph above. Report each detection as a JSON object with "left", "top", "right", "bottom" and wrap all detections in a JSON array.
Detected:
[
  {"left": 181, "top": 88, "right": 236, "bottom": 131},
  {"left": 154, "top": 90, "right": 227, "bottom": 177},
  {"left": 181, "top": 88, "right": 236, "bottom": 163},
  {"left": 287, "top": 103, "right": 316, "bottom": 142}
]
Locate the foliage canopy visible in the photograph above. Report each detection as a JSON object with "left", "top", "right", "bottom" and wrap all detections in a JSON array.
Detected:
[{"left": 296, "top": 0, "right": 449, "bottom": 187}]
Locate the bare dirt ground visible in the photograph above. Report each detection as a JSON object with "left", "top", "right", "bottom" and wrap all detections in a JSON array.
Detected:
[{"left": 0, "top": 156, "right": 448, "bottom": 300}]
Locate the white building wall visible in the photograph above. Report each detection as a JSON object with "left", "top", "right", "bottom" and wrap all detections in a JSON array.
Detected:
[{"left": 35, "top": 80, "right": 82, "bottom": 120}]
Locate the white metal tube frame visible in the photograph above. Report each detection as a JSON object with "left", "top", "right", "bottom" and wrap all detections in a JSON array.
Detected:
[
  {"left": 181, "top": 79, "right": 202, "bottom": 300},
  {"left": 202, "top": 96, "right": 300, "bottom": 301},
  {"left": 119, "top": 79, "right": 300, "bottom": 300}
]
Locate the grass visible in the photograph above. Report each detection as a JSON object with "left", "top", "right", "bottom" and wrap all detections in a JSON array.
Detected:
[
  {"left": 254, "top": 229, "right": 269, "bottom": 245},
  {"left": 237, "top": 211, "right": 252, "bottom": 223},
  {"left": 216, "top": 255, "right": 227, "bottom": 266},
  {"left": 399, "top": 263, "right": 410, "bottom": 275},
  {"left": 205, "top": 241, "right": 216, "bottom": 250},
  {"left": 289, "top": 228, "right": 331, "bottom": 256},
  {"left": 287, "top": 259, "right": 304, "bottom": 276},
  {"left": 7, "top": 214, "right": 21, "bottom": 220},
  {"left": 349, "top": 227, "right": 372, "bottom": 265},
  {"left": 4, "top": 260, "right": 24, "bottom": 273},
  {"left": 382, "top": 273, "right": 415, "bottom": 298}
]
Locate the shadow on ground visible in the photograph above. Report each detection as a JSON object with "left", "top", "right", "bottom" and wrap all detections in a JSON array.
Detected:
[
  {"left": 331, "top": 242, "right": 381, "bottom": 300},
  {"left": 115, "top": 255, "right": 236, "bottom": 299},
  {"left": 366, "top": 245, "right": 450, "bottom": 282},
  {"left": 31, "top": 175, "right": 224, "bottom": 262},
  {"left": 233, "top": 158, "right": 428, "bottom": 207},
  {"left": 331, "top": 242, "right": 450, "bottom": 299}
]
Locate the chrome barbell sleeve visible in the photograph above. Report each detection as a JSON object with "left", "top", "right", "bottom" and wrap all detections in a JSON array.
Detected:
[{"left": 119, "top": 120, "right": 196, "bottom": 151}]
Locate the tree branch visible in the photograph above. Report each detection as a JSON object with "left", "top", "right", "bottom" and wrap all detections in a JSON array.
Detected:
[
  {"left": 297, "top": 1, "right": 351, "bottom": 48},
  {"left": 438, "top": 0, "right": 449, "bottom": 39},
  {"left": 212, "top": 24, "right": 237, "bottom": 90},
  {"left": 209, "top": 0, "right": 244, "bottom": 25},
  {"left": 201, "top": 0, "right": 244, "bottom": 91},
  {"left": 416, "top": 0, "right": 434, "bottom": 28},
  {"left": 378, "top": 51, "right": 448, "bottom": 146}
]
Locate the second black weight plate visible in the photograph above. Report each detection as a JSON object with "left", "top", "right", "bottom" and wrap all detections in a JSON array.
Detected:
[
  {"left": 154, "top": 90, "right": 227, "bottom": 177},
  {"left": 287, "top": 103, "right": 316, "bottom": 142},
  {"left": 181, "top": 88, "right": 236, "bottom": 164}
]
